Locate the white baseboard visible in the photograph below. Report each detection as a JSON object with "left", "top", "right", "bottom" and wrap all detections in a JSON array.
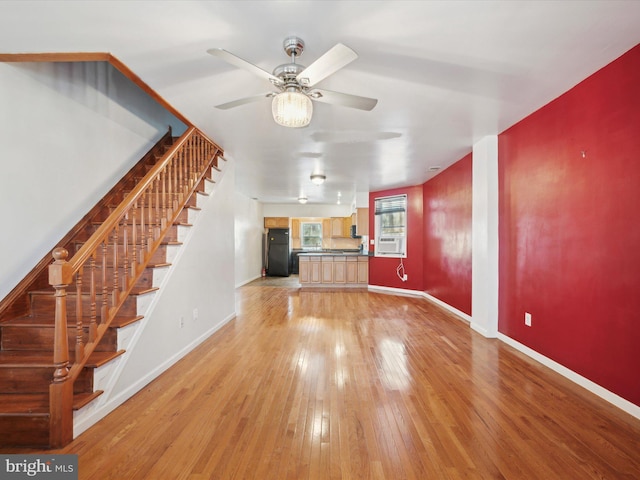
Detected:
[
  {"left": 421, "top": 292, "right": 472, "bottom": 323},
  {"left": 73, "top": 312, "right": 236, "bottom": 437},
  {"left": 235, "top": 274, "right": 262, "bottom": 288},
  {"left": 498, "top": 333, "right": 640, "bottom": 421},
  {"left": 367, "top": 284, "right": 424, "bottom": 298},
  {"left": 369, "top": 285, "right": 639, "bottom": 420}
]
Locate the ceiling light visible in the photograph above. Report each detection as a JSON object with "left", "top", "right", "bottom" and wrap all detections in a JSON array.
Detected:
[
  {"left": 298, "top": 196, "right": 308, "bottom": 204},
  {"left": 272, "top": 90, "right": 313, "bottom": 128},
  {"left": 310, "top": 173, "right": 326, "bottom": 185}
]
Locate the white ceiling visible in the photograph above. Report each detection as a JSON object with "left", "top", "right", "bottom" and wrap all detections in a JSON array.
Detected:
[{"left": 2, "top": 1, "right": 639, "bottom": 206}]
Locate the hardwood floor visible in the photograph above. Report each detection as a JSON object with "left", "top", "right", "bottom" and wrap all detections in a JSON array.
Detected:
[{"left": 5, "top": 286, "right": 640, "bottom": 479}]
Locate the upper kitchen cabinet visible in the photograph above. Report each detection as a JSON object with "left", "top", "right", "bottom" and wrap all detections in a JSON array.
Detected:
[
  {"left": 264, "top": 217, "right": 289, "bottom": 229},
  {"left": 355, "top": 208, "right": 369, "bottom": 236},
  {"left": 330, "top": 217, "right": 352, "bottom": 238},
  {"left": 322, "top": 218, "right": 332, "bottom": 239},
  {"left": 291, "top": 218, "right": 300, "bottom": 239}
]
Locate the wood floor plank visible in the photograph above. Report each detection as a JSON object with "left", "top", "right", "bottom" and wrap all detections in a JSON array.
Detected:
[{"left": 5, "top": 285, "right": 640, "bottom": 479}]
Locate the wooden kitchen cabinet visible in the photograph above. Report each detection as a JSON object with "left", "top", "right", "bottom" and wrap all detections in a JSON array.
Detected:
[
  {"left": 356, "top": 208, "right": 369, "bottom": 236},
  {"left": 331, "top": 217, "right": 344, "bottom": 237},
  {"left": 357, "top": 257, "right": 369, "bottom": 284},
  {"left": 264, "top": 217, "right": 289, "bottom": 228},
  {"left": 299, "top": 256, "right": 322, "bottom": 283},
  {"left": 299, "top": 254, "right": 367, "bottom": 288},
  {"left": 333, "top": 257, "right": 347, "bottom": 283},
  {"left": 322, "top": 257, "right": 334, "bottom": 283},
  {"left": 322, "top": 218, "right": 331, "bottom": 239},
  {"left": 331, "top": 216, "right": 353, "bottom": 238},
  {"left": 299, "top": 258, "right": 309, "bottom": 283},
  {"left": 291, "top": 218, "right": 300, "bottom": 239},
  {"left": 310, "top": 259, "right": 322, "bottom": 283}
]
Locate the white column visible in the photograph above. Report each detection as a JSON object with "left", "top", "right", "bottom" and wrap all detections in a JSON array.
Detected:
[{"left": 471, "top": 135, "right": 499, "bottom": 337}]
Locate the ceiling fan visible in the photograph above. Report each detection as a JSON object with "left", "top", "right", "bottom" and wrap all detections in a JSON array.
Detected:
[{"left": 207, "top": 36, "right": 378, "bottom": 127}]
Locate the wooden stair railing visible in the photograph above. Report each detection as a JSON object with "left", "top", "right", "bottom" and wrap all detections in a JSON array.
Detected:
[{"left": 47, "top": 126, "right": 222, "bottom": 447}]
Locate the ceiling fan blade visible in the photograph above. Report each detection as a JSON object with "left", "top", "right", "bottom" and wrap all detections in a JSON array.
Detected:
[
  {"left": 207, "top": 48, "right": 283, "bottom": 86},
  {"left": 296, "top": 43, "right": 358, "bottom": 87},
  {"left": 309, "top": 89, "right": 378, "bottom": 111},
  {"left": 215, "top": 92, "right": 275, "bottom": 110}
]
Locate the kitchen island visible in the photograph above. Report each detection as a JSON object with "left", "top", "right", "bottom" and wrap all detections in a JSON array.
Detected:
[{"left": 298, "top": 252, "right": 369, "bottom": 287}]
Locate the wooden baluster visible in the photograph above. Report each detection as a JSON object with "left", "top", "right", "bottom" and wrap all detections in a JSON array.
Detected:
[
  {"left": 122, "top": 212, "right": 129, "bottom": 292},
  {"left": 176, "top": 150, "right": 184, "bottom": 205},
  {"left": 75, "top": 266, "right": 84, "bottom": 361},
  {"left": 167, "top": 157, "right": 174, "bottom": 217},
  {"left": 140, "top": 194, "right": 147, "bottom": 263},
  {"left": 132, "top": 200, "right": 138, "bottom": 278},
  {"left": 112, "top": 224, "right": 119, "bottom": 307},
  {"left": 154, "top": 176, "right": 161, "bottom": 240},
  {"left": 189, "top": 138, "right": 194, "bottom": 186},
  {"left": 147, "top": 184, "right": 154, "bottom": 252},
  {"left": 89, "top": 253, "right": 97, "bottom": 341},
  {"left": 101, "top": 241, "right": 108, "bottom": 322},
  {"left": 49, "top": 247, "right": 71, "bottom": 384},
  {"left": 161, "top": 168, "right": 167, "bottom": 230}
]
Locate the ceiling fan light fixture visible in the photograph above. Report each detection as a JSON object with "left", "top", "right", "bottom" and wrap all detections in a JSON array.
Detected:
[
  {"left": 310, "top": 173, "right": 326, "bottom": 185},
  {"left": 272, "top": 91, "right": 313, "bottom": 128}
]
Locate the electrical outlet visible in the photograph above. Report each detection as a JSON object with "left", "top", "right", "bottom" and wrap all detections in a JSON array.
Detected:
[
  {"left": 193, "top": 308, "right": 198, "bottom": 322},
  {"left": 179, "top": 316, "right": 184, "bottom": 328},
  {"left": 524, "top": 312, "right": 532, "bottom": 327}
]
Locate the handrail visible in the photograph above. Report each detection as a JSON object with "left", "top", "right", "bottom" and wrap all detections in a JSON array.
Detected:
[
  {"left": 47, "top": 127, "right": 222, "bottom": 447},
  {"left": 0, "top": 128, "right": 175, "bottom": 322}
]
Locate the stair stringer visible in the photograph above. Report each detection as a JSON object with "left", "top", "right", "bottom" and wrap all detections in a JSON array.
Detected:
[{"left": 72, "top": 158, "right": 236, "bottom": 437}]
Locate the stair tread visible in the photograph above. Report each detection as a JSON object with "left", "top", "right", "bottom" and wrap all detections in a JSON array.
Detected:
[
  {"left": 0, "top": 393, "right": 49, "bottom": 414},
  {"left": 2, "top": 314, "right": 143, "bottom": 328},
  {"left": 29, "top": 286, "right": 159, "bottom": 296},
  {"left": 73, "top": 390, "right": 104, "bottom": 410},
  {"left": 0, "top": 349, "right": 125, "bottom": 367}
]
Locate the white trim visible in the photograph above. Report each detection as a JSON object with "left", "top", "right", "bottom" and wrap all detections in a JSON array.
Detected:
[
  {"left": 74, "top": 312, "right": 235, "bottom": 436},
  {"left": 236, "top": 274, "right": 262, "bottom": 288},
  {"left": 498, "top": 333, "right": 640, "bottom": 421},
  {"left": 369, "top": 284, "right": 640, "bottom": 420},
  {"left": 367, "top": 284, "right": 423, "bottom": 298},
  {"left": 421, "top": 292, "right": 472, "bottom": 323}
]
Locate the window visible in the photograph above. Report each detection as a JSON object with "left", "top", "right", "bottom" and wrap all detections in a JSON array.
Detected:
[
  {"left": 374, "top": 194, "right": 407, "bottom": 257},
  {"left": 301, "top": 222, "right": 322, "bottom": 249}
]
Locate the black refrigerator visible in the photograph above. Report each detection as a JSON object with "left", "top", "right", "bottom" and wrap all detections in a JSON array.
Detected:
[{"left": 267, "top": 228, "right": 290, "bottom": 276}]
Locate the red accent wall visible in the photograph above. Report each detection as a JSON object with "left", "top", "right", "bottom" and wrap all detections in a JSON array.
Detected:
[
  {"left": 369, "top": 185, "right": 424, "bottom": 291},
  {"left": 423, "top": 154, "right": 473, "bottom": 315},
  {"left": 498, "top": 44, "right": 640, "bottom": 406}
]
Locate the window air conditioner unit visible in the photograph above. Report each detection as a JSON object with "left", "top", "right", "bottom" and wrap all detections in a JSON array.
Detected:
[{"left": 376, "top": 237, "right": 405, "bottom": 256}]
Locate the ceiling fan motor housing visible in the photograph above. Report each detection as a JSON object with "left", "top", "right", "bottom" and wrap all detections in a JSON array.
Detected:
[{"left": 283, "top": 36, "right": 305, "bottom": 58}]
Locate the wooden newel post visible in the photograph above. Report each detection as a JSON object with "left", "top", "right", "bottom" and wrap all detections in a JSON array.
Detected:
[
  {"left": 49, "top": 247, "right": 72, "bottom": 383},
  {"left": 49, "top": 247, "right": 74, "bottom": 447}
]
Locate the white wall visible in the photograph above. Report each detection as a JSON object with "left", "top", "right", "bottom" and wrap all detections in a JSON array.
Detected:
[
  {"left": 234, "top": 188, "right": 264, "bottom": 287},
  {"left": 0, "top": 61, "right": 185, "bottom": 300}
]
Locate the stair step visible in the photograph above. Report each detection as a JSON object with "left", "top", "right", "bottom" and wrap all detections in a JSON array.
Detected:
[
  {"left": 0, "top": 350, "right": 124, "bottom": 393},
  {"left": 0, "top": 393, "right": 49, "bottom": 414},
  {"left": 29, "top": 286, "right": 158, "bottom": 317},
  {"left": 1, "top": 314, "right": 143, "bottom": 351},
  {"left": 0, "top": 408, "right": 50, "bottom": 448},
  {"left": 73, "top": 390, "right": 104, "bottom": 410},
  {"left": 0, "top": 349, "right": 125, "bottom": 368}
]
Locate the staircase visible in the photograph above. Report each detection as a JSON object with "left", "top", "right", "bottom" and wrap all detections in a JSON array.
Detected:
[{"left": 0, "top": 127, "right": 223, "bottom": 448}]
